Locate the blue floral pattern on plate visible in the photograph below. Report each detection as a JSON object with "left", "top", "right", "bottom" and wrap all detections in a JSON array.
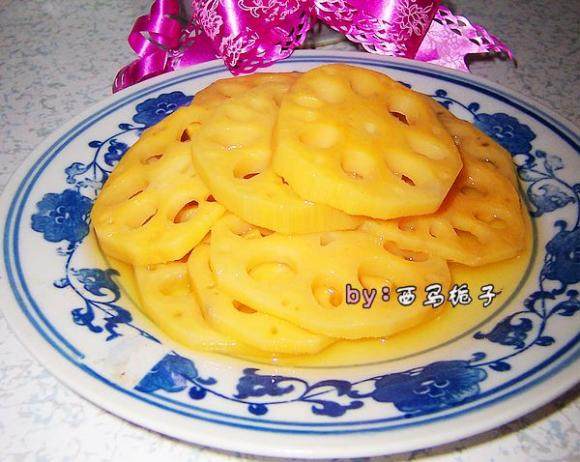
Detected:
[
  {"left": 132, "top": 91, "right": 193, "bottom": 128},
  {"left": 31, "top": 189, "right": 92, "bottom": 245},
  {"left": 29, "top": 88, "right": 579, "bottom": 419},
  {"left": 474, "top": 112, "right": 536, "bottom": 155}
]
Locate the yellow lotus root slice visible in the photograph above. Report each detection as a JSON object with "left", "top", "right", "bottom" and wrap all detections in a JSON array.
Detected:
[
  {"left": 189, "top": 244, "right": 334, "bottom": 354},
  {"left": 92, "top": 120, "right": 225, "bottom": 265},
  {"left": 210, "top": 215, "right": 450, "bottom": 339},
  {"left": 192, "top": 72, "right": 302, "bottom": 109},
  {"left": 92, "top": 75, "right": 300, "bottom": 265},
  {"left": 134, "top": 261, "right": 255, "bottom": 354},
  {"left": 191, "top": 74, "right": 360, "bottom": 234},
  {"left": 180, "top": 72, "right": 302, "bottom": 139},
  {"left": 427, "top": 97, "right": 519, "bottom": 185},
  {"left": 272, "top": 64, "right": 463, "bottom": 219},
  {"left": 362, "top": 104, "right": 527, "bottom": 266}
]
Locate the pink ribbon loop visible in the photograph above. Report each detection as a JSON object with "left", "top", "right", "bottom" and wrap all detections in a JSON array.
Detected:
[{"left": 113, "top": 0, "right": 513, "bottom": 92}]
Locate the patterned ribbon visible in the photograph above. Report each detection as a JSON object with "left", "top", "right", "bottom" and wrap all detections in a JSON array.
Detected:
[{"left": 113, "top": 0, "right": 512, "bottom": 92}]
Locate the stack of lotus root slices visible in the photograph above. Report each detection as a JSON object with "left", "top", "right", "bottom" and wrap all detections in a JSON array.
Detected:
[{"left": 92, "top": 64, "right": 528, "bottom": 360}]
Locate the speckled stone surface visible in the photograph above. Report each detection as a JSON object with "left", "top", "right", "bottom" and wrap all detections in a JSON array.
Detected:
[{"left": 0, "top": 1, "right": 578, "bottom": 460}]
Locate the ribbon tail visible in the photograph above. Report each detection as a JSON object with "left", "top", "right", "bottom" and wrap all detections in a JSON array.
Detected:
[
  {"left": 113, "top": 50, "right": 168, "bottom": 93},
  {"left": 415, "top": 6, "right": 514, "bottom": 72}
]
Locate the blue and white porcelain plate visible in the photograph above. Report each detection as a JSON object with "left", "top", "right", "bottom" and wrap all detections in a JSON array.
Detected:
[{"left": 0, "top": 51, "right": 578, "bottom": 458}]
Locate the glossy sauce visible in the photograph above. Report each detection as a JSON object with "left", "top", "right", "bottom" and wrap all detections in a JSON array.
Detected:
[{"left": 103, "top": 215, "right": 533, "bottom": 368}]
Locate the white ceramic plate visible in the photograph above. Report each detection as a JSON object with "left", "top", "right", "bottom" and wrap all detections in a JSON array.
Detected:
[{"left": 1, "top": 51, "right": 578, "bottom": 458}]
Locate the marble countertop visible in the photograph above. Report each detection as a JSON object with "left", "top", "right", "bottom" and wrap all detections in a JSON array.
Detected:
[{"left": 0, "top": 0, "right": 578, "bottom": 460}]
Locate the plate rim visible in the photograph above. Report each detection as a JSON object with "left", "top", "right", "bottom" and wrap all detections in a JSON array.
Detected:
[{"left": 0, "top": 50, "right": 578, "bottom": 458}]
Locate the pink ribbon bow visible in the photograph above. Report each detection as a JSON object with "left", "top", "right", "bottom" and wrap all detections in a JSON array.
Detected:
[{"left": 114, "top": 0, "right": 512, "bottom": 93}]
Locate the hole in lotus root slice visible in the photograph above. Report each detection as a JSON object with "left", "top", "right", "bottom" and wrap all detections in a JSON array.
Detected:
[
  {"left": 221, "top": 217, "right": 273, "bottom": 241},
  {"left": 319, "top": 233, "right": 336, "bottom": 247},
  {"left": 142, "top": 154, "right": 163, "bottom": 165},
  {"left": 479, "top": 156, "right": 498, "bottom": 169},
  {"left": 357, "top": 260, "right": 394, "bottom": 291},
  {"left": 233, "top": 300, "right": 257, "bottom": 314},
  {"left": 460, "top": 185, "right": 487, "bottom": 199},
  {"left": 173, "top": 200, "right": 199, "bottom": 223},
  {"left": 242, "top": 172, "right": 260, "bottom": 180},
  {"left": 95, "top": 171, "right": 149, "bottom": 208},
  {"left": 233, "top": 156, "right": 264, "bottom": 180},
  {"left": 273, "top": 64, "right": 462, "bottom": 220},
  {"left": 362, "top": 121, "right": 378, "bottom": 135},
  {"left": 310, "top": 73, "right": 350, "bottom": 104},
  {"left": 105, "top": 186, "right": 157, "bottom": 230},
  {"left": 210, "top": 122, "right": 262, "bottom": 150},
  {"left": 299, "top": 123, "right": 341, "bottom": 150},
  {"left": 473, "top": 205, "right": 509, "bottom": 230},
  {"left": 383, "top": 241, "right": 429, "bottom": 262},
  {"left": 397, "top": 219, "right": 417, "bottom": 232},
  {"left": 158, "top": 268, "right": 191, "bottom": 297},
  {"left": 348, "top": 70, "right": 384, "bottom": 98},
  {"left": 312, "top": 275, "right": 343, "bottom": 308},
  {"left": 390, "top": 111, "right": 409, "bottom": 125},
  {"left": 175, "top": 250, "right": 193, "bottom": 264},
  {"left": 453, "top": 228, "right": 482, "bottom": 247},
  {"left": 128, "top": 188, "right": 145, "bottom": 201},
  {"left": 341, "top": 149, "right": 377, "bottom": 180},
  {"left": 258, "top": 228, "right": 274, "bottom": 237},
  {"left": 294, "top": 94, "right": 323, "bottom": 109},
  {"left": 474, "top": 213, "right": 508, "bottom": 230},
  {"left": 406, "top": 132, "right": 448, "bottom": 161},
  {"left": 219, "top": 214, "right": 261, "bottom": 239},
  {"left": 428, "top": 221, "right": 454, "bottom": 239},
  {"left": 136, "top": 209, "right": 157, "bottom": 228},
  {"left": 184, "top": 122, "right": 202, "bottom": 140},
  {"left": 248, "top": 261, "right": 297, "bottom": 282},
  {"left": 387, "top": 93, "right": 423, "bottom": 126}
]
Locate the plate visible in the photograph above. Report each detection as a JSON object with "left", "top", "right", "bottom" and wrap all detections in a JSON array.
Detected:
[{"left": 0, "top": 51, "right": 578, "bottom": 458}]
